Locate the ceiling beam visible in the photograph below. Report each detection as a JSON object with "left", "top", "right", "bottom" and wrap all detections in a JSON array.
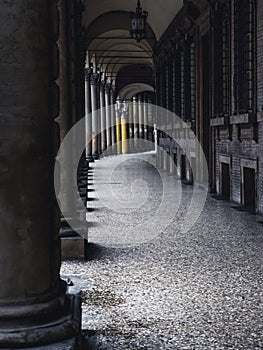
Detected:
[
  {"left": 91, "top": 49, "right": 153, "bottom": 53},
  {"left": 97, "top": 55, "right": 152, "bottom": 59},
  {"left": 99, "top": 62, "right": 154, "bottom": 65},
  {"left": 86, "top": 36, "right": 155, "bottom": 40}
]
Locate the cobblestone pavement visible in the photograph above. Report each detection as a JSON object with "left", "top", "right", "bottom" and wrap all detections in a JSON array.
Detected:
[{"left": 61, "top": 152, "right": 263, "bottom": 350}]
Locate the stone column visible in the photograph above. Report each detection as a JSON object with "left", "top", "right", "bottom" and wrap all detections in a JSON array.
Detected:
[
  {"left": 129, "top": 100, "right": 134, "bottom": 140},
  {"left": 121, "top": 104, "right": 129, "bottom": 154},
  {"left": 133, "top": 96, "right": 139, "bottom": 148},
  {"left": 143, "top": 94, "right": 149, "bottom": 140},
  {"left": 57, "top": 0, "right": 75, "bottom": 215},
  {"left": 96, "top": 74, "right": 102, "bottom": 156},
  {"left": 148, "top": 95, "right": 154, "bottom": 143},
  {"left": 138, "top": 94, "right": 144, "bottom": 138},
  {"left": 116, "top": 106, "right": 122, "bottom": 155},
  {"left": 91, "top": 72, "right": 99, "bottom": 159},
  {"left": 58, "top": 0, "right": 86, "bottom": 243},
  {"left": 110, "top": 85, "right": 117, "bottom": 153},
  {"left": 0, "top": 1, "right": 81, "bottom": 348},
  {"left": 85, "top": 68, "right": 93, "bottom": 161},
  {"left": 128, "top": 101, "right": 134, "bottom": 151},
  {"left": 100, "top": 81, "right": 107, "bottom": 153},
  {"left": 105, "top": 83, "right": 112, "bottom": 152}
]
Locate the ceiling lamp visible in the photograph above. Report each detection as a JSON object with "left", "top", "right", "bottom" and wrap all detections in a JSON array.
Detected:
[{"left": 130, "top": 0, "right": 148, "bottom": 42}]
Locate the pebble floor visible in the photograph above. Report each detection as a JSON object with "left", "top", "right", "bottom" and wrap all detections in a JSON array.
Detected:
[{"left": 61, "top": 152, "right": 263, "bottom": 349}]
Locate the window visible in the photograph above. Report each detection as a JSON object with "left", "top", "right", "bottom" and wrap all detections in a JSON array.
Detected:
[
  {"left": 173, "top": 46, "right": 182, "bottom": 118},
  {"left": 234, "top": 0, "right": 255, "bottom": 114},
  {"left": 183, "top": 36, "right": 196, "bottom": 121},
  {"left": 214, "top": 2, "right": 230, "bottom": 116}
]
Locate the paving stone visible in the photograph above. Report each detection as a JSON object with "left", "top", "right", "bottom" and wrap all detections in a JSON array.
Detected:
[{"left": 62, "top": 153, "right": 263, "bottom": 350}]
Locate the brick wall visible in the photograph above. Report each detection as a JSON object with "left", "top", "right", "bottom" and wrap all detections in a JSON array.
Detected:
[
  {"left": 257, "top": 1, "right": 263, "bottom": 213},
  {"left": 257, "top": 0, "right": 263, "bottom": 112},
  {"left": 216, "top": 123, "right": 262, "bottom": 211},
  {"left": 156, "top": 0, "right": 263, "bottom": 214}
]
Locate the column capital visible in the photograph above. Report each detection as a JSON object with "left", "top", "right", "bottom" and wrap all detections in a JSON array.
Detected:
[
  {"left": 138, "top": 94, "right": 143, "bottom": 102},
  {"left": 110, "top": 83, "right": 116, "bottom": 94},
  {"left": 90, "top": 72, "right": 100, "bottom": 85},
  {"left": 100, "top": 79, "right": 107, "bottom": 90},
  {"left": 105, "top": 82, "right": 112, "bottom": 93},
  {"left": 84, "top": 67, "right": 92, "bottom": 81}
]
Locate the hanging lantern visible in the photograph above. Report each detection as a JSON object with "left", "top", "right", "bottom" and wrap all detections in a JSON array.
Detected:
[{"left": 130, "top": 0, "right": 148, "bottom": 42}]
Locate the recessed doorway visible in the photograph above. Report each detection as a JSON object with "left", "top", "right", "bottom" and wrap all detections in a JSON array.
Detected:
[
  {"left": 221, "top": 162, "right": 230, "bottom": 199},
  {"left": 243, "top": 167, "right": 256, "bottom": 211}
]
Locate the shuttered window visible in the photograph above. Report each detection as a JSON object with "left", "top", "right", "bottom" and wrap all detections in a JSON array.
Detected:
[
  {"left": 234, "top": 0, "right": 254, "bottom": 114},
  {"left": 173, "top": 47, "right": 182, "bottom": 118},
  {"left": 214, "top": 2, "right": 230, "bottom": 116},
  {"left": 184, "top": 37, "right": 196, "bottom": 121}
]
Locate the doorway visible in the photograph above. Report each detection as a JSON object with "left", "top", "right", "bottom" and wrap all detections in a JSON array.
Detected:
[
  {"left": 221, "top": 163, "right": 230, "bottom": 199},
  {"left": 243, "top": 167, "right": 256, "bottom": 210}
]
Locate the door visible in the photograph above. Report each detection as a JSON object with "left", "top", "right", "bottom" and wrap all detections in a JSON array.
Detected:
[
  {"left": 221, "top": 163, "right": 230, "bottom": 199},
  {"left": 243, "top": 167, "right": 256, "bottom": 210}
]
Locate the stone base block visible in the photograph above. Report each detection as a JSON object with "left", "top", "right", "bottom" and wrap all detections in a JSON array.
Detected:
[
  {"left": 25, "top": 338, "right": 80, "bottom": 350},
  {"left": 61, "top": 236, "right": 87, "bottom": 260},
  {"left": 0, "top": 292, "right": 82, "bottom": 349}
]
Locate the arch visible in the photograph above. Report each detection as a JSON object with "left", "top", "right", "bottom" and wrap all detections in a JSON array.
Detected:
[
  {"left": 115, "top": 64, "right": 154, "bottom": 95},
  {"left": 82, "top": 1, "right": 184, "bottom": 41},
  {"left": 85, "top": 11, "right": 156, "bottom": 50},
  {"left": 118, "top": 83, "right": 154, "bottom": 100},
  {"left": 85, "top": 11, "right": 156, "bottom": 82}
]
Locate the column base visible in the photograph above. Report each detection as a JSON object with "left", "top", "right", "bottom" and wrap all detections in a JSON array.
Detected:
[
  {"left": 61, "top": 236, "right": 88, "bottom": 260},
  {"left": 92, "top": 154, "right": 99, "bottom": 160},
  {"left": 86, "top": 156, "right": 94, "bottom": 163},
  {"left": 60, "top": 225, "right": 88, "bottom": 260},
  {"left": 0, "top": 288, "right": 81, "bottom": 349},
  {"left": 24, "top": 337, "right": 79, "bottom": 350}
]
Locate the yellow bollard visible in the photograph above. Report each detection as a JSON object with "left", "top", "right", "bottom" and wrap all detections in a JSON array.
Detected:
[
  {"left": 116, "top": 115, "right": 121, "bottom": 154},
  {"left": 121, "top": 116, "right": 128, "bottom": 154}
]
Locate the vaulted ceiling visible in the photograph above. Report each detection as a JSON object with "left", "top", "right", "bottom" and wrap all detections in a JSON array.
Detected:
[
  {"left": 83, "top": 0, "right": 184, "bottom": 41},
  {"left": 83, "top": 0, "right": 184, "bottom": 98}
]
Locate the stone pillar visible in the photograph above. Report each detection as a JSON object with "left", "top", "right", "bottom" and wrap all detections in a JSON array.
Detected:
[
  {"left": 138, "top": 94, "right": 144, "bottom": 138},
  {"left": 0, "top": 1, "right": 81, "bottom": 348},
  {"left": 133, "top": 96, "right": 139, "bottom": 148},
  {"left": 128, "top": 101, "right": 134, "bottom": 151},
  {"left": 129, "top": 100, "right": 134, "bottom": 140},
  {"left": 57, "top": 0, "right": 75, "bottom": 216},
  {"left": 121, "top": 105, "right": 129, "bottom": 154},
  {"left": 143, "top": 94, "right": 149, "bottom": 140},
  {"left": 91, "top": 72, "right": 99, "bottom": 159},
  {"left": 148, "top": 95, "right": 154, "bottom": 143},
  {"left": 110, "top": 85, "right": 117, "bottom": 153},
  {"left": 116, "top": 107, "right": 122, "bottom": 155},
  {"left": 105, "top": 83, "right": 112, "bottom": 151},
  {"left": 85, "top": 68, "right": 93, "bottom": 161},
  {"left": 100, "top": 81, "right": 107, "bottom": 153},
  {"left": 96, "top": 74, "right": 102, "bottom": 156},
  {"left": 58, "top": 0, "right": 86, "bottom": 243}
]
